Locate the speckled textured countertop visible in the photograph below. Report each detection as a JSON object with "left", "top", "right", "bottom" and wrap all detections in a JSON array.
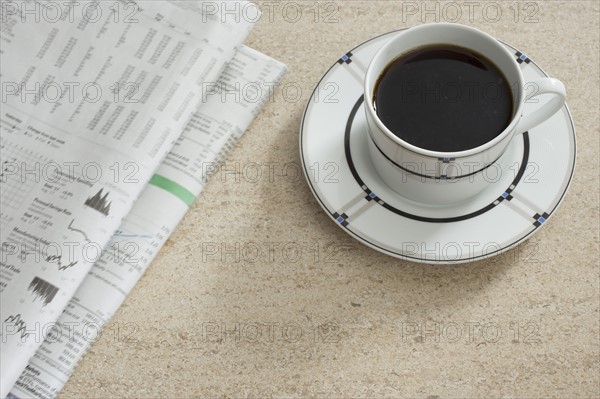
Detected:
[{"left": 61, "top": 1, "right": 599, "bottom": 397}]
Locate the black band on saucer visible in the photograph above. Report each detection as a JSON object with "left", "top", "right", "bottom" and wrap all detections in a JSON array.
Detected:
[{"left": 344, "top": 95, "right": 530, "bottom": 224}]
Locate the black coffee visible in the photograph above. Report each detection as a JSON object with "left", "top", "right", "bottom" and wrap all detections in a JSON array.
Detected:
[{"left": 373, "top": 44, "right": 513, "bottom": 152}]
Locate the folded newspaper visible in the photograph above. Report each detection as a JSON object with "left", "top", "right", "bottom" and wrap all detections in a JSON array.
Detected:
[{"left": 0, "top": 1, "right": 287, "bottom": 397}]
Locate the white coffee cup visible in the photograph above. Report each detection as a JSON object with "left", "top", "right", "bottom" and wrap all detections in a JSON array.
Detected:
[{"left": 364, "top": 23, "right": 566, "bottom": 205}]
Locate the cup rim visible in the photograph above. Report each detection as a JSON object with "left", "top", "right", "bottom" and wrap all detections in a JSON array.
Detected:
[{"left": 364, "top": 23, "right": 526, "bottom": 158}]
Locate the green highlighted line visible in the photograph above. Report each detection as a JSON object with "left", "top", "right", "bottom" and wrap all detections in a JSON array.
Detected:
[{"left": 148, "top": 174, "right": 196, "bottom": 207}]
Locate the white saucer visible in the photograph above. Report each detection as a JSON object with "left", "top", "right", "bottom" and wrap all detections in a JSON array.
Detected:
[{"left": 300, "top": 30, "right": 576, "bottom": 264}]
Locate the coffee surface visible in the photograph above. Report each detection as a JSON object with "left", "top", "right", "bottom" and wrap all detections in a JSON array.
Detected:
[{"left": 374, "top": 44, "right": 513, "bottom": 152}]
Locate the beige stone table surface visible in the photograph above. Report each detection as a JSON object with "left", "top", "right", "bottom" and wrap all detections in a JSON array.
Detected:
[{"left": 61, "top": 1, "right": 599, "bottom": 398}]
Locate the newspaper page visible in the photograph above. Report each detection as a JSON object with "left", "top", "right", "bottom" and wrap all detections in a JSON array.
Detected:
[
  {"left": 0, "top": 1, "right": 256, "bottom": 395},
  {"left": 8, "top": 45, "right": 287, "bottom": 399}
]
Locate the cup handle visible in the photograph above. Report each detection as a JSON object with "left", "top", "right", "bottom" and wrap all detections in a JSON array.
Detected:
[{"left": 516, "top": 77, "right": 566, "bottom": 135}]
